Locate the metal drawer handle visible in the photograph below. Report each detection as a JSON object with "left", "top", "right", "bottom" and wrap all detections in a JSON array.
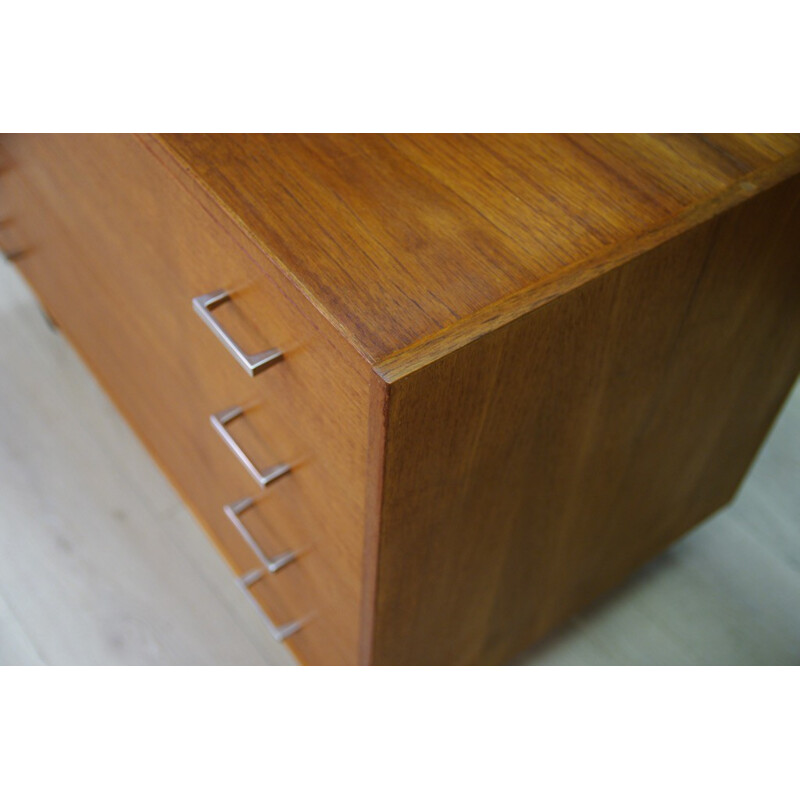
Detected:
[
  {"left": 192, "top": 289, "right": 282, "bottom": 376},
  {"left": 236, "top": 570, "right": 304, "bottom": 642},
  {"left": 210, "top": 406, "right": 291, "bottom": 488},
  {"left": 224, "top": 497, "right": 296, "bottom": 573}
]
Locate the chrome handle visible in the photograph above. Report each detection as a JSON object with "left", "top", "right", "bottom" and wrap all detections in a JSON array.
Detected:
[
  {"left": 224, "top": 497, "right": 296, "bottom": 573},
  {"left": 210, "top": 406, "right": 291, "bottom": 488},
  {"left": 236, "top": 570, "right": 304, "bottom": 641},
  {"left": 192, "top": 290, "right": 282, "bottom": 376}
]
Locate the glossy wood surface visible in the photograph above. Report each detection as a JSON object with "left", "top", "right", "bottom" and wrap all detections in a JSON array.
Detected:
[
  {"left": 1, "top": 134, "right": 372, "bottom": 665},
  {"left": 4, "top": 261, "right": 799, "bottom": 667},
  {"left": 0, "top": 265, "right": 296, "bottom": 665},
  {"left": 368, "top": 174, "right": 800, "bottom": 664},
  {"left": 4, "top": 133, "right": 800, "bottom": 666},
  {"left": 159, "top": 134, "right": 800, "bottom": 371}
]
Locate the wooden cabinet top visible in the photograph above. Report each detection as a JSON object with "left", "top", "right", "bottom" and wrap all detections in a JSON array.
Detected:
[{"left": 155, "top": 134, "right": 800, "bottom": 379}]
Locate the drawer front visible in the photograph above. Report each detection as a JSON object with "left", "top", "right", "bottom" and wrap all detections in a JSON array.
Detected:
[{"left": 0, "top": 134, "right": 372, "bottom": 665}]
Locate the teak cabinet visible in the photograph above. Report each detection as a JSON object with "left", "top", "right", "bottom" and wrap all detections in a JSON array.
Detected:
[{"left": 2, "top": 134, "right": 799, "bottom": 665}]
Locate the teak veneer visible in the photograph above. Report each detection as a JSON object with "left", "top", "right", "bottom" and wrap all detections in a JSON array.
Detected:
[{"left": 2, "top": 134, "right": 799, "bottom": 665}]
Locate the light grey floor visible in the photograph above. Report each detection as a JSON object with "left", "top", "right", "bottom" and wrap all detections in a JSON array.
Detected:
[{"left": 1, "top": 259, "right": 798, "bottom": 665}]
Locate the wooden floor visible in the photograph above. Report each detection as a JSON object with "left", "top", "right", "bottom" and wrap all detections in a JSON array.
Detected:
[{"left": 1, "top": 259, "right": 798, "bottom": 665}]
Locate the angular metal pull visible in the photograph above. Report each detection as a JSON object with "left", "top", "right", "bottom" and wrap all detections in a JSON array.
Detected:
[
  {"left": 224, "top": 497, "right": 296, "bottom": 573},
  {"left": 192, "top": 289, "right": 282, "bottom": 376},
  {"left": 210, "top": 406, "right": 291, "bottom": 488},
  {"left": 236, "top": 571, "right": 304, "bottom": 642}
]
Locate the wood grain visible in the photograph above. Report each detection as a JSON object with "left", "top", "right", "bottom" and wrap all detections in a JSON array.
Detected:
[
  {"left": 3, "top": 260, "right": 798, "bottom": 666},
  {"left": 0, "top": 265, "right": 296, "bottom": 666},
  {"left": 1, "top": 134, "right": 374, "bottom": 665},
  {"left": 158, "top": 134, "right": 800, "bottom": 369},
  {"left": 4, "top": 133, "right": 800, "bottom": 666},
  {"left": 368, "top": 174, "right": 800, "bottom": 665}
]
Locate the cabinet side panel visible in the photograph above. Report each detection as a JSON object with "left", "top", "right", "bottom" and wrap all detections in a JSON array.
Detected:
[{"left": 373, "top": 176, "right": 800, "bottom": 665}]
